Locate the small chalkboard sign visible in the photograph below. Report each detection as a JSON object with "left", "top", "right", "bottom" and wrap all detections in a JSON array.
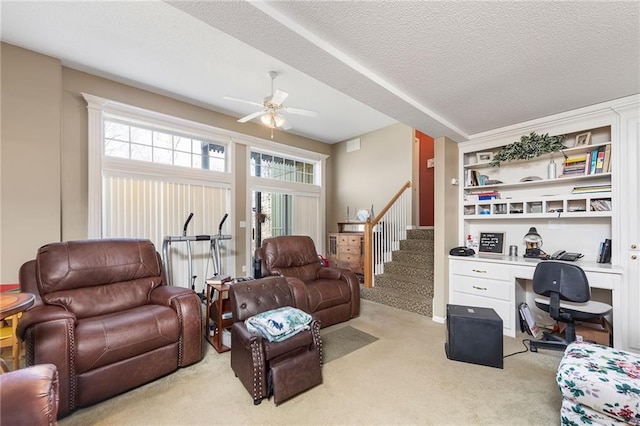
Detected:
[{"left": 479, "top": 232, "right": 505, "bottom": 255}]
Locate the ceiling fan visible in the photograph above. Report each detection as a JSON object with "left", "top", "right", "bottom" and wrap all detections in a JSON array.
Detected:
[{"left": 224, "top": 71, "right": 318, "bottom": 137}]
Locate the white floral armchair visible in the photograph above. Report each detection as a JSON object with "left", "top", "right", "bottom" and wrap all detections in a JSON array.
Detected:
[{"left": 557, "top": 341, "right": 640, "bottom": 425}]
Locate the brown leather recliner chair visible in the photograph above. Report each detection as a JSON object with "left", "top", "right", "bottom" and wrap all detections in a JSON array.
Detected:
[
  {"left": 0, "top": 363, "right": 59, "bottom": 426},
  {"left": 230, "top": 276, "right": 322, "bottom": 405},
  {"left": 255, "top": 235, "right": 360, "bottom": 328},
  {"left": 17, "top": 239, "right": 203, "bottom": 418}
]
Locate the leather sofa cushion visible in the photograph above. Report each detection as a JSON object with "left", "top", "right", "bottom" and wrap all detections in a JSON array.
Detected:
[
  {"left": 306, "top": 279, "right": 351, "bottom": 313},
  {"left": 75, "top": 305, "right": 180, "bottom": 373},
  {"left": 36, "top": 239, "right": 163, "bottom": 318},
  {"left": 43, "top": 278, "right": 160, "bottom": 320}
]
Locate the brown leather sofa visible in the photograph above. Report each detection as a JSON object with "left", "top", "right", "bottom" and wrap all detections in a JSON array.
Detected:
[
  {"left": 17, "top": 239, "right": 203, "bottom": 417},
  {"left": 0, "top": 363, "right": 59, "bottom": 425},
  {"left": 255, "top": 235, "right": 360, "bottom": 328},
  {"left": 229, "top": 276, "right": 322, "bottom": 405}
]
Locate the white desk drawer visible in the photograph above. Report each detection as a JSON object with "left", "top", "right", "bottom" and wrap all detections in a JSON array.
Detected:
[
  {"left": 450, "top": 292, "right": 512, "bottom": 331},
  {"left": 451, "top": 260, "right": 511, "bottom": 281},
  {"left": 584, "top": 271, "right": 618, "bottom": 290},
  {"left": 452, "top": 275, "right": 511, "bottom": 302}
]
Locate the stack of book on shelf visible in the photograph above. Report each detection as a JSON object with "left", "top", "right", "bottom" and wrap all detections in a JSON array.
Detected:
[
  {"left": 562, "top": 155, "right": 588, "bottom": 177},
  {"left": 572, "top": 184, "right": 611, "bottom": 194},
  {"left": 585, "top": 145, "right": 612, "bottom": 175},
  {"left": 465, "top": 191, "right": 501, "bottom": 201},
  {"left": 597, "top": 239, "right": 611, "bottom": 263},
  {"left": 590, "top": 199, "right": 612, "bottom": 212}
]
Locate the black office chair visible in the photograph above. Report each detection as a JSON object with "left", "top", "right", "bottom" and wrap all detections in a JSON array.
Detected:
[{"left": 529, "top": 261, "right": 612, "bottom": 352}]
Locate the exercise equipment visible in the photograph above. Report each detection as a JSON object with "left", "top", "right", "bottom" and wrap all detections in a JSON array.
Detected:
[{"left": 162, "top": 213, "right": 231, "bottom": 290}]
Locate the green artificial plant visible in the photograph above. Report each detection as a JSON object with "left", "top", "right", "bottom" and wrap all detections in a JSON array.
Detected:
[{"left": 490, "top": 132, "right": 566, "bottom": 167}]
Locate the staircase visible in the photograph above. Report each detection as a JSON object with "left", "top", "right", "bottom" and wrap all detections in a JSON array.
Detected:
[{"left": 360, "top": 228, "right": 434, "bottom": 317}]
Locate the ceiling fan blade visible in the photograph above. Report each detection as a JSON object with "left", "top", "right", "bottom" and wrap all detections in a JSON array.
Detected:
[
  {"left": 223, "top": 96, "right": 263, "bottom": 107},
  {"left": 237, "top": 110, "right": 265, "bottom": 123},
  {"left": 271, "top": 89, "right": 288, "bottom": 105},
  {"left": 284, "top": 107, "right": 319, "bottom": 117}
]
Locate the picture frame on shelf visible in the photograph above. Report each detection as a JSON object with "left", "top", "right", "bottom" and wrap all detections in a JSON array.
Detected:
[
  {"left": 476, "top": 152, "right": 494, "bottom": 163},
  {"left": 575, "top": 132, "right": 592, "bottom": 147}
]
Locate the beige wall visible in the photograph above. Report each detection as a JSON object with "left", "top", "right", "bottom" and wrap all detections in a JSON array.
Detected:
[
  {"left": 0, "top": 42, "right": 332, "bottom": 282},
  {"left": 1, "top": 44, "right": 62, "bottom": 282},
  {"left": 329, "top": 123, "right": 413, "bottom": 231}
]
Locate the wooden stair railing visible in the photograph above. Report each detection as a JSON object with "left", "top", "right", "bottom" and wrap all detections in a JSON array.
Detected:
[{"left": 363, "top": 181, "right": 412, "bottom": 288}]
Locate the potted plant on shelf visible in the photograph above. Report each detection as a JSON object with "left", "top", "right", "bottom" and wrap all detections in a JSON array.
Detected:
[{"left": 489, "top": 132, "right": 566, "bottom": 168}]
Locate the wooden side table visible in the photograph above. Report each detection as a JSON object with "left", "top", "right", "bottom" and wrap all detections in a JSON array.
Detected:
[
  {"left": 0, "top": 293, "right": 35, "bottom": 372},
  {"left": 205, "top": 283, "right": 233, "bottom": 353}
]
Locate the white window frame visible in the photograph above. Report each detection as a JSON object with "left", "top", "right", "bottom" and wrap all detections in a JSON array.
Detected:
[
  {"left": 84, "top": 93, "right": 235, "bottom": 238},
  {"left": 246, "top": 142, "right": 327, "bottom": 256}
]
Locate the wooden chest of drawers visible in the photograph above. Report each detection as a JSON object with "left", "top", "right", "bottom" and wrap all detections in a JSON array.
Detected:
[{"left": 327, "top": 232, "right": 364, "bottom": 275}]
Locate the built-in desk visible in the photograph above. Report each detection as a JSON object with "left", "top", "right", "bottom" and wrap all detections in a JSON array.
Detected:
[{"left": 448, "top": 255, "right": 623, "bottom": 347}]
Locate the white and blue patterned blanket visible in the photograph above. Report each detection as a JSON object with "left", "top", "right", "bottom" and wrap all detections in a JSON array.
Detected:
[{"left": 245, "top": 306, "right": 312, "bottom": 342}]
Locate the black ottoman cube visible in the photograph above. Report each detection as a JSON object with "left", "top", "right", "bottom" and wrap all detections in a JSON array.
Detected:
[{"left": 445, "top": 304, "right": 503, "bottom": 369}]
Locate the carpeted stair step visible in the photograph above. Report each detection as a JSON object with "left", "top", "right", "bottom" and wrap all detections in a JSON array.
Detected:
[
  {"left": 406, "top": 228, "right": 434, "bottom": 241},
  {"left": 360, "top": 284, "right": 432, "bottom": 317},
  {"left": 373, "top": 273, "right": 434, "bottom": 298},
  {"left": 392, "top": 250, "right": 432, "bottom": 265},
  {"left": 382, "top": 261, "right": 433, "bottom": 283},
  {"left": 400, "top": 239, "right": 434, "bottom": 252}
]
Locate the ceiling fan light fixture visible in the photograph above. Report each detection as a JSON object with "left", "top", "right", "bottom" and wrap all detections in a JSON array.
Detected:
[
  {"left": 260, "top": 113, "right": 273, "bottom": 127},
  {"left": 273, "top": 114, "right": 285, "bottom": 128},
  {"left": 260, "top": 112, "right": 285, "bottom": 129}
]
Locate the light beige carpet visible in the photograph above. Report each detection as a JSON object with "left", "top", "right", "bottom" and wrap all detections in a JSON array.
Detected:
[
  {"left": 59, "top": 299, "right": 563, "bottom": 425},
  {"left": 321, "top": 325, "right": 379, "bottom": 364}
]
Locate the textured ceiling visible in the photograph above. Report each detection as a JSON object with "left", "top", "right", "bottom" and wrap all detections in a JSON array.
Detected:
[{"left": 2, "top": 1, "right": 639, "bottom": 144}]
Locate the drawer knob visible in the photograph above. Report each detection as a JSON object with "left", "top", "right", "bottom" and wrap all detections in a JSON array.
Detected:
[
  {"left": 632, "top": 255, "right": 638, "bottom": 260},
  {"left": 472, "top": 285, "right": 487, "bottom": 291},
  {"left": 472, "top": 269, "right": 487, "bottom": 274},
  {"left": 632, "top": 244, "right": 638, "bottom": 250}
]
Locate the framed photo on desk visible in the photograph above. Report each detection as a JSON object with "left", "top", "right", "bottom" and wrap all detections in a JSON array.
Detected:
[{"left": 478, "top": 232, "right": 505, "bottom": 255}]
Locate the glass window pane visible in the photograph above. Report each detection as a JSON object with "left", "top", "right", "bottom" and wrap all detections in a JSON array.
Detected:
[
  {"left": 210, "top": 157, "right": 225, "bottom": 172},
  {"left": 130, "top": 126, "right": 152, "bottom": 145},
  {"left": 105, "top": 121, "right": 129, "bottom": 141},
  {"left": 154, "top": 147, "right": 172, "bottom": 165},
  {"left": 103, "top": 118, "right": 227, "bottom": 173},
  {"left": 174, "top": 151, "right": 191, "bottom": 168},
  {"left": 193, "top": 140, "right": 203, "bottom": 154},
  {"left": 153, "top": 132, "right": 172, "bottom": 149},
  {"left": 131, "top": 144, "right": 152, "bottom": 162},
  {"left": 193, "top": 155, "right": 203, "bottom": 169},
  {"left": 105, "top": 139, "right": 129, "bottom": 158},
  {"left": 210, "top": 143, "right": 225, "bottom": 154},
  {"left": 174, "top": 136, "right": 191, "bottom": 153}
]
